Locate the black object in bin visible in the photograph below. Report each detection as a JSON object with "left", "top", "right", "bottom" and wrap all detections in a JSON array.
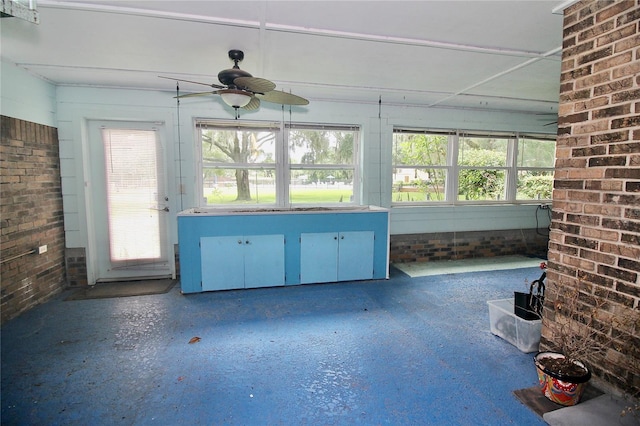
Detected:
[{"left": 514, "top": 271, "right": 545, "bottom": 320}]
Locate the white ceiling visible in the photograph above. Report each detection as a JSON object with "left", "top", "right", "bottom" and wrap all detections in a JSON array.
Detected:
[{"left": 1, "top": 0, "right": 567, "bottom": 116}]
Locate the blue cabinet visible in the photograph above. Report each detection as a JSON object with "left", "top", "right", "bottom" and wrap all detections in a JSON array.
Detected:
[
  {"left": 200, "top": 234, "right": 285, "bottom": 291},
  {"left": 337, "top": 231, "right": 375, "bottom": 281},
  {"left": 201, "top": 236, "right": 245, "bottom": 291},
  {"left": 178, "top": 206, "right": 389, "bottom": 294},
  {"left": 300, "top": 231, "right": 374, "bottom": 284}
]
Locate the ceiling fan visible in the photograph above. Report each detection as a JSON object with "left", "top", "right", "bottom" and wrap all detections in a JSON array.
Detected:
[{"left": 160, "top": 49, "right": 309, "bottom": 114}]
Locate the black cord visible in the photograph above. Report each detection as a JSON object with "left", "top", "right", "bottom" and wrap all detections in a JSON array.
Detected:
[
  {"left": 176, "top": 82, "right": 184, "bottom": 211},
  {"left": 378, "top": 95, "right": 382, "bottom": 205}
]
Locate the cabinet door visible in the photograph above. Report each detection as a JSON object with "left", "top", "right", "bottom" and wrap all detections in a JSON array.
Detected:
[
  {"left": 200, "top": 236, "right": 245, "bottom": 291},
  {"left": 338, "top": 231, "right": 375, "bottom": 281},
  {"left": 244, "top": 234, "right": 285, "bottom": 288},
  {"left": 300, "top": 232, "right": 339, "bottom": 284}
]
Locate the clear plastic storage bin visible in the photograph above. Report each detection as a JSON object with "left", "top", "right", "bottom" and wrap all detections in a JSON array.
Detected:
[{"left": 487, "top": 298, "right": 541, "bottom": 353}]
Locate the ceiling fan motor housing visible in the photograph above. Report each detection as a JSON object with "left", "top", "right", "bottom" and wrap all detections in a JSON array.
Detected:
[
  {"left": 218, "top": 49, "right": 251, "bottom": 87},
  {"left": 218, "top": 67, "right": 252, "bottom": 87}
]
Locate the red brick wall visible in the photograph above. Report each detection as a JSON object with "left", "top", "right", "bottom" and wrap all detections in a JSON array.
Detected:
[
  {"left": 0, "top": 115, "right": 67, "bottom": 324},
  {"left": 542, "top": 0, "right": 639, "bottom": 396},
  {"left": 390, "top": 229, "right": 548, "bottom": 263}
]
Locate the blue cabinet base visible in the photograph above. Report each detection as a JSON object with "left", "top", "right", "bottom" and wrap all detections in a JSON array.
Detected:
[{"left": 178, "top": 206, "right": 390, "bottom": 294}]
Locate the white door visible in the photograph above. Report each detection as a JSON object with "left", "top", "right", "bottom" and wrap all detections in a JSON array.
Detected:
[{"left": 89, "top": 121, "right": 173, "bottom": 282}]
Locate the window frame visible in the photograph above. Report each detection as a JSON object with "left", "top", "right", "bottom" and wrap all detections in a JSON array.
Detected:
[
  {"left": 514, "top": 134, "right": 556, "bottom": 202},
  {"left": 196, "top": 119, "right": 361, "bottom": 209},
  {"left": 391, "top": 128, "right": 555, "bottom": 206},
  {"left": 392, "top": 129, "right": 454, "bottom": 204}
]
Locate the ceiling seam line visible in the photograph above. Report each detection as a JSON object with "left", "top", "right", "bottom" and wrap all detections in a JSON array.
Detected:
[
  {"left": 263, "top": 23, "right": 556, "bottom": 59},
  {"left": 38, "top": 0, "right": 261, "bottom": 28},
  {"left": 38, "top": 1, "right": 556, "bottom": 60},
  {"left": 427, "top": 46, "right": 563, "bottom": 108}
]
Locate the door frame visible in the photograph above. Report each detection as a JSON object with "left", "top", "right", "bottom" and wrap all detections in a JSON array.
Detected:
[{"left": 85, "top": 119, "right": 176, "bottom": 283}]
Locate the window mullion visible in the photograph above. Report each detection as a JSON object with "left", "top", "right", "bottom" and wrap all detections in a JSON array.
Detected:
[
  {"left": 447, "top": 133, "right": 459, "bottom": 202},
  {"left": 505, "top": 137, "right": 518, "bottom": 201},
  {"left": 277, "top": 123, "right": 288, "bottom": 207}
]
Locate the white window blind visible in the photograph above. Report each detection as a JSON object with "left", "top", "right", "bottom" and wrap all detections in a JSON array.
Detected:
[{"left": 101, "top": 128, "right": 166, "bottom": 264}]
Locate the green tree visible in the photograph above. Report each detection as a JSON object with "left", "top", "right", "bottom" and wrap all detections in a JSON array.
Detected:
[
  {"left": 518, "top": 173, "right": 553, "bottom": 199},
  {"left": 289, "top": 129, "right": 354, "bottom": 182},
  {"left": 393, "top": 134, "right": 447, "bottom": 199},
  {"left": 458, "top": 149, "right": 505, "bottom": 200},
  {"left": 202, "top": 129, "right": 273, "bottom": 201}
]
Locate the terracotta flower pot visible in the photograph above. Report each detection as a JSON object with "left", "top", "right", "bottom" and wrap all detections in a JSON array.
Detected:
[{"left": 534, "top": 351, "right": 592, "bottom": 406}]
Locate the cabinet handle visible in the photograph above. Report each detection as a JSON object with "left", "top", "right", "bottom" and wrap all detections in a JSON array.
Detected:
[
  {"left": 246, "top": 240, "right": 250, "bottom": 245},
  {"left": 238, "top": 240, "right": 242, "bottom": 244},
  {"left": 341, "top": 236, "right": 344, "bottom": 240},
  {"left": 334, "top": 236, "right": 337, "bottom": 240}
]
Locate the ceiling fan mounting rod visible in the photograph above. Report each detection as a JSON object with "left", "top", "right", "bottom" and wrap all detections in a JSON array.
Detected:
[{"left": 228, "top": 49, "right": 244, "bottom": 67}]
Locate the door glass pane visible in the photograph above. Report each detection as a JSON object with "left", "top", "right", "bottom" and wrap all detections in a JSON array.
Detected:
[{"left": 102, "top": 128, "right": 165, "bottom": 263}]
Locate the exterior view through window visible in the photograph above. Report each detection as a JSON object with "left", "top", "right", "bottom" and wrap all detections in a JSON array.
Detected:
[
  {"left": 392, "top": 129, "right": 554, "bottom": 204},
  {"left": 197, "top": 120, "right": 359, "bottom": 207},
  {"left": 288, "top": 125, "right": 357, "bottom": 205},
  {"left": 458, "top": 134, "right": 509, "bottom": 201},
  {"left": 515, "top": 137, "right": 555, "bottom": 201},
  {"left": 392, "top": 131, "right": 450, "bottom": 202}
]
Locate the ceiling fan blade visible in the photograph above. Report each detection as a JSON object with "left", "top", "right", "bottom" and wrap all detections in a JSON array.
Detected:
[
  {"left": 257, "top": 90, "right": 309, "bottom": 106},
  {"left": 234, "top": 77, "right": 276, "bottom": 93},
  {"left": 159, "top": 76, "right": 225, "bottom": 90},
  {"left": 242, "top": 96, "right": 261, "bottom": 111},
  {"left": 174, "top": 91, "right": 216, "bottom": 99}
]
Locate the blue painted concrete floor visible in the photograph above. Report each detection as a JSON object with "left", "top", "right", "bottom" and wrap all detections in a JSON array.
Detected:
[{"left": 2, "top": 267, "right": 547, "bottom": 425}]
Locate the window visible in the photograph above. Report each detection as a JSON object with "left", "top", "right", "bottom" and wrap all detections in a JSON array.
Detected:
[
  {"left": 288, "top": 124, "right": 358, "bottom": 205},
  {"left": 199, "top": 121, "right": 279, "bottom": 205},
  {"left": 392, "top": 128, "right": 554, "bottom": 205},
  {"left": 457, "top": 133, "right": 510, "bottom": 201},
  {"left": 515, "top": 136, "right": 555, "bottom": 201},
  {"left": 392, "top": 130, "right": 451, "bottom": 203},
  {"left": 197, "top": 120, "right": 359, "bottom": 207}
]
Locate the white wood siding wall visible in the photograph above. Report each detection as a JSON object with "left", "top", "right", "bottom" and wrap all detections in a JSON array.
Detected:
[{"left": 2, "top": 65, "right": 553, "bottom": 277}]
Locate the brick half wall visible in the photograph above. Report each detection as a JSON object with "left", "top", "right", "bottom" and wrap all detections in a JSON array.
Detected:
[
  {"left": 390, "top": 229, "right": 549, "bottom": 263},
  {"left": 0, "top": 116, "right": 67, "bottom": 324}
]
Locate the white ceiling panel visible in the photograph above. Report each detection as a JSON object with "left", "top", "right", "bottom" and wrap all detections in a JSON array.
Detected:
[{"left": 1, "top": 0, "right": 568, "bottom": 115}]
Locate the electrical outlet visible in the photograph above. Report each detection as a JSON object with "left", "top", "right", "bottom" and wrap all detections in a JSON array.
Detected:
[{"left": 38, "top": 245, "right": 47, "bottom": 254}]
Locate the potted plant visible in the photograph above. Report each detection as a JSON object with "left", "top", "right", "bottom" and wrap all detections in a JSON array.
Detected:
[
  {"left": 534, "top": 284, "right": 600, "bottom": 406},
  {"left": 535, "top": 279, "right": 638, "bottom": 407}
]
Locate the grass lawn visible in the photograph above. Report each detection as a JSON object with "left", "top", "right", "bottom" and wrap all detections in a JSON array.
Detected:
[{"left": 206, "top": 187, "right": 353, "bottom": 204}]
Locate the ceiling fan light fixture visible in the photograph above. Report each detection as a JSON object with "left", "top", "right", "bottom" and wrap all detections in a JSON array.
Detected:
[{"left": 220, "top": 89, "right": 252, "bottom": 108}]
